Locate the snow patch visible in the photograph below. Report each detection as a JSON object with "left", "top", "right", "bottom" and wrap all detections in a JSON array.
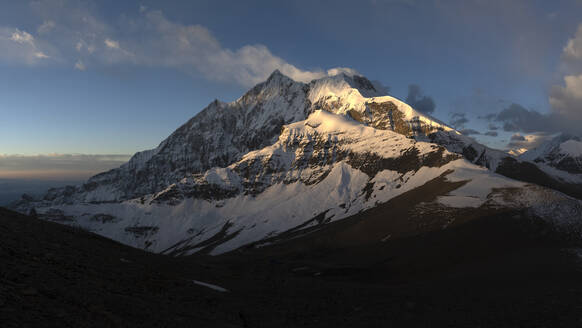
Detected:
[
  {"left": 437, "top": 160, "right": 525, "bottom": 208},
  {"left": 192, "top": 280, "right": 229, "bottom": 292}
]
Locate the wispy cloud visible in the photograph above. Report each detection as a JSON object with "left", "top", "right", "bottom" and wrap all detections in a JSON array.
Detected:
[
  {"left": 37, "top": 20, "right": 56, "bottom": 34},
  {"left": 74, "top": 60, "right": 85, "bottom": 71},
  {"left": 0, "top": 27, "right": 51, "bottom": 65},
  {"left": 104, "top": 38, "right": 120, "bottom": 50}
]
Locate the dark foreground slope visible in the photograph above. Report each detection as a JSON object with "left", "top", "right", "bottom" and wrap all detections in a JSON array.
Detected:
[{"left": 2, "top": 206, "right": 582, "bottom": 328}]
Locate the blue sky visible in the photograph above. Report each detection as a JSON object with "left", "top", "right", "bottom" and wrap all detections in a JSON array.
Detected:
[{"left": 1, "top": 0, "right": 582, "bottom": 179}]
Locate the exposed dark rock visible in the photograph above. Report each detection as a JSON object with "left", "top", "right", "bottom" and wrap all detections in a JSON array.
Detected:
[
  {"left": 346, "top": 147, "right": 459, "bottom": 177},
  {"left": 40, "top": 208, "right": 75, "bottom": 222},
  {"left": 362, "top": 182, "right": 375, "bottom": 201},
  {"left": 21, "top": 194, "right": 35, "bottom": 202},
  {"left": 495, "top": 157, "right": 582, "bottom": 200},
  {"left": 124, "top": 226, "right": 159, "bottom": 237},
  {"left": 462, "top": 145, "right": 479, "bottom": 162},
  {"left": 90, "top": 214, "right": 117, "bottom": 223}
]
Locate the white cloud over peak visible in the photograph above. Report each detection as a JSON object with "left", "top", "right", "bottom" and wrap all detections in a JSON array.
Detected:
[
  {"left": 326, "top": 67, "right": 360, "bottom": 77},
  {"left": 0, "top": 1, "right": 357, "bottom": 87},
  {"left": 119, "top": 9, "right": 327, "bottom": 85}
]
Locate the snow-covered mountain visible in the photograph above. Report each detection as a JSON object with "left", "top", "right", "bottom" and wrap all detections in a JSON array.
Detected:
[
  {"left": 33, "top": 70, "right": 452, "bottom": 204},
  {"left": 12, "top": 70, "right": 582, "bottom": 255},
  {"left": 520, "top": 134, "right": 582, "bottom": 178}
]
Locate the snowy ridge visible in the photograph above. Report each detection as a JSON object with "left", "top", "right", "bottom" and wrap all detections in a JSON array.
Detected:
[
  {"left": 307, "top": 74, "right": 452, "bottom": 136},
  {"left": 421, "top": 130, "right": 510, "bottom": 171}
]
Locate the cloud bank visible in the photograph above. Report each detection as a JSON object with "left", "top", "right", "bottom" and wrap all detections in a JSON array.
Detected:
[
  {"left": 548, "top": 24, "right": 582, "bottom": 128},
  {"left": 476, "top": 23, "right": 582, "bottom": 148}
]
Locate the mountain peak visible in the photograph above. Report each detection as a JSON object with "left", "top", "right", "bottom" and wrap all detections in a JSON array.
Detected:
[
  {"left": 266, "top": 69, "right": 289, "bottom": 83},
  {"left": 269, "top": 68, "right": 283, "bottom": 76}
]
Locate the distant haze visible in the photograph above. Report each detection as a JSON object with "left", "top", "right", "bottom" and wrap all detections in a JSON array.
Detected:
[
  {"left": 0, "top": 154, "right": 130, "bottom": 204},
  {"left": 0, "top": 154, "right": 131, "bottom": 180}
]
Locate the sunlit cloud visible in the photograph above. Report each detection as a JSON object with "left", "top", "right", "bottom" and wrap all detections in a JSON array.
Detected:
[
  {"left": 10, "top": 29, "right": 35, "bottom": 45},
  {"left": 104, "top": 38, "right": 120, "bottom": 49},
  {"left": 326, "top": 67, "right": 360, "bottom": 77},
  {"left": 506, "top": 132, "right": 555, "bottom": 155},
  {"left": 550, "top": 74, "right": 582, "bottom": 122}
]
